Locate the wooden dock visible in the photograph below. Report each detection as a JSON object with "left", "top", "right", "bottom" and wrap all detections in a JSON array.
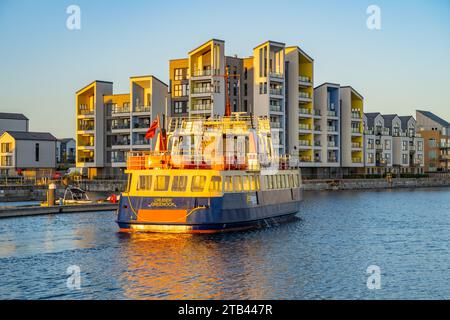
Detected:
[{"left": 0, "top": 203, "right": 118, "bottom": 219}]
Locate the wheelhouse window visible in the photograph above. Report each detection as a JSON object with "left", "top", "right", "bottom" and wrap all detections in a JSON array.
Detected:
[
  {"left": 155, "top": 176, "right": 170, "bottom": 191},
  {"left": 172, "top": 176, "right": 188, "bottom": 192},
  {"left": 209, "top": 176, "right": 222, "bottom": 192},
  {"left": 233, "top": 176, "right": 243, "bottom": 192},
  {"left": 191, "top": 176, "right": 206, "bottom": 192},
  {"left": 138, "top": 175, "right": 152, "bottom": 190},
  {"left": 224, "top": 176, "right": 232, "bottom": 192}
]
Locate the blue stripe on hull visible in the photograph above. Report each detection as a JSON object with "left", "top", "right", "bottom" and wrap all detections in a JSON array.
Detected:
[{"left": 117, "top": 190, "right": 302, "bottom": 233}]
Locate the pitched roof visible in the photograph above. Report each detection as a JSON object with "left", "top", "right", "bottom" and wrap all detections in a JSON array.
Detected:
[
  {"left": 364, "top": 112, "right": 381, "bottom": 128},
  {"left": 399, "top": 116, "right": 414, "bottom": 130},
  {"left": 0, "top": 112, "right": 28, "bottom": 120},
  {"left": 417, "top": 110, "right": 450, "bottom": 127},
  {"left": 5, "top": 131, "right": 56, "bottom": 141},
  {"left": 381, "top": 114, "right": 399, "bottom": 128},
  {"left": 59, "top": 138, "right": 75, "bottom": 143}
]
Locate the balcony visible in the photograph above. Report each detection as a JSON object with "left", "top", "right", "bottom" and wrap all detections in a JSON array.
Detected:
[
  {"left": 111, "top": 107, "right": 130, "bottom": 115},
  {"left": 111, "top": 124, "right": 130, "bottom": 131},
  {"left": 78, "top": 108, "right": 94, "bottom": 116},
  {"left": 270, "top": 88, "right": 283, "bottom": 96},
  {"left": 133, "top": 139, "right": 150, "bottom": 146},
  {"left": 133, "top": 122, "right": 150, "bottom": 129},
  {"left": 314, "top": 125, "right": 321, "bottom": 132},
  {"left": 192, "top": 86, "right": 213, "bottom": 95},
  {"left": 299, "top": 140, "right": 311, "bottom": 147},
  {"left": 191, "top": 103, "right": 212, "bottom": 112},
  {"left": 78, "top": 124, "right": 94, "bottom": 131},
  {"left": 352, "top": 142, "right": 362, "bottom": 149},
  {"left": 299, "top": 92, "right": 312, "bottom": 102},
  {"left": 269, "top": 72, "right": 284, "bottom": 80},
  {"left": 299, "top": 156, "right": 312, "bottom": 163},
  {"left": 299, "top": 124, "right": 311, "bottom": 131},
  {"left": 351, "top": 112, "right": 361, "bottom": 119},
  {"left": 133, "top": 105, "right": 151, "bottom": 113},
  {"left": 78, "top": 157, "right": 94, "bottom": 163},
  {"left": 191, "top": 69, "right": 219, "bottom": 78},
  {"left": 328, "top": 126, "right": 338, "bottom": 133},
  {"left": 327, "top": 110, "right": 338, "bottom": 117},
  {"left": 328, "top": 141, "right": 337, "bottom": 148},
  {"left": 351, "top": 128, "right": 361, "bottom": 134},
  {"left": 299, "top": 75, "right": 312, "bottom": 86},
  {"left": 270, "top": 105, "right": 283, "bottom": 113},
  {"left": 271, "top": 122, "right": 282, "bottom": 129},
  {"left": 367, "top": 143, "right": 375, "bottom": 150},
  {"left": 299, "top": 108, "right": 312, "bottom": 116},
  {"left": 111, "top": 157, "right": 126, "bottom": 164},
  {"left": 314, "top": 141, "right": 322, "bottom": 148},
  {"left": 328, "top": 157, "right": 338, "bottom": 163},
  {"left": 352, "top": 157, "right": 363, "bottom": 164},
  {"left": 112, "top": 140, "right": 131, "bottom": 147}
]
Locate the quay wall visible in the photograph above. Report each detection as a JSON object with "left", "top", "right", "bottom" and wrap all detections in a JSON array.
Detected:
[{"left": 302, "top": 177, "right": 450, "bottom": 191}]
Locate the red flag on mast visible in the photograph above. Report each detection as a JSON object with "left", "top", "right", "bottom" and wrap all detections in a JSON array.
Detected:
[{"left": 145, "top": 115, "right": 160, "bottom": 140}]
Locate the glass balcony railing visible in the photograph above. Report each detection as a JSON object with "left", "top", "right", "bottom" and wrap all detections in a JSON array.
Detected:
[
  {"left": 352, "top": 128, "right": 361, "bottom": 134},
  {"left": 299, "top": 92, "right": 311, "bottom": 99},
  {"left": 299, "top": 108, "right": 312, "bottom": 115},
  {"left": 78, "top": 157, "right": 94, "bottom": 163},
  {"left": 192, "top": 86, "right": 213, "bottom": 94},
  {"left": 314, "top": 141, "right": 321, "bottom": 147},
  {"left": 133, "top": 139, "right": 150, "bottom": 146},
  {"left": 112, "top": 107, "right": 130, "bottom": 114},
  {"left": 352, "top": 142, "right": 362, "bottom": 149},
  {"left": 314, "top": 125, "right": 321, "bottom": 132},
  {"left": 299, "top": 156, "right": 312, "bottom": 163},
  {"left": 133, "top": 105, "right": 151, "bottom": 113},
  {"left": 351, "top": 112, "right": 361, "bottom": 119},
  {"left": 270, "top": 105, "right": 282, "bottom": 112},
  {"left": 328, "top": 157, "right": 338, "bottom": 163},
  {"left": 352, "top": 157, "right": 363, "bottom": 163},
  {"left": 192, "top": 69, "right": 219, "bottom": 77},
  {"left": 191, "top": 103, "right": 212, "bottom": 112},
  {"left": 299, "top": 124, "right": 311, "bottom": 131},
  {"left": 134, "top": 122, "right": 150, "bottom": 129},
  {"left": 328, "top": 141, "right": 336, "bottom": 148},
  {"left": 78, "top": 108, "right": 94, "bottom": 116},
  {"left": 113, "top": 140, "right": 131, "bottom": 146},
  {"left": 270, "top": 88, "right": 283, "bottom": 96},
  {"left": 328, "top": 126, "right": 337, "bottom": 132},
  {"left": 78, "top": 124, "right": 94, "bottom": 131},
  {"left": 270, "top": 122, "right": 282, "bottom": 129},
  {"left": 299, "top": 140, "right": 310, "bottom": 147},
  {"left": 328, "top": 110, "right": 337, "bottom": 117},
  {"left": 269, "top": 72, "right": 284, "bottom": 79},
  {"left": 111, "top": 124, "right": 130, "bottom": 130},
  {"left": 299, "top": 75, "right": 311, "bottom": 83}
]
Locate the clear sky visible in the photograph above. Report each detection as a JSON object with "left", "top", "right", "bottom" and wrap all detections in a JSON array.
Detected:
[{"left": 0, "top": 0, "right": 449, "bottom": 138}]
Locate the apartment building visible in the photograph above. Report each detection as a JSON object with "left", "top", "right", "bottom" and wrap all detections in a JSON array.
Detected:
[
  {"left": 76, "top": 77, "right": 168, "bottom": 178},
  {"left": 0, "top": 113, "right": 29, "bottom": 134},
  {"left": 313, "top": 83, "right": 341, "bottom": 171},
  {"left": 285, "top": 46, "right": 315, "bottom": 165},
  {"left": 56, "top": 138, "right": 76, "bottom": 164},
  {"left": 363, "top": 113, "right": 393, "bottom": 174},
  {"left": 416, "top": 110, "right": 450, "bottom": 172},
  {"left": 0, "top": 131, "right": 56, "bottom": 177},
  {"left": 169, "top": 58, "right": 190, "bottom": 117},
  {"left": 340, "top": 86, "right": 364, "bottom": 173}
]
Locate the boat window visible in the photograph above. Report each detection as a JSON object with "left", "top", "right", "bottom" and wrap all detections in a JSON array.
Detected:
[
  {"left": 155, "top": 175, "right": 170, "bottom": 191},
  {"left": 224, "top": 176, "right": 233, "bottom": 192},
  {"left": 172, "top": 176, "right": 188, "bottom": 192},
  {"left": 191, "top": 176, "right": 207, "bottom": 192},
  {"left": 288, "top": 174, "right": 294, "bottom": 188},
  {"left": 265, "top": 175, "right": 273, "bottom": 190},
  {"left": 280, "top": 175, "right": 286, "bottom": 189},
  {"left": 138, "top": 175, "right": 152, "bottom": 191},
  {"left": 243, "top": 176, "right": 251, "bottom": 191},
  {"left": 209, "top": 176, "right": 222, "bottom": 192},
  {"left": 254, "top": 176, "right": 260, "bottom": 190},
  {"left": 233, "top": 176, "right": 243, "bottom": 192},
  {"left": 294, "top": 174, "right": 300, "bottom": 188}
]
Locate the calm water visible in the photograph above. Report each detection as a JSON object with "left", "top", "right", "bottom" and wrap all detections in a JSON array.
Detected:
[{"left": 1, "top": 188, "right": 450, "bottom": 300}]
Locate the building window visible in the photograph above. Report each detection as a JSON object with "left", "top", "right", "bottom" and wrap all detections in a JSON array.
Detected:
[
  {"left": 174, "top": 101, "right": 184, "bottom": 114},
  {"left": 1, "top": 143, "right": 11, "bottom": 153},
  {"left": 244, "top": 67, "right": 248, "bottom": 80},
  {"left": 402, "top": 140, "right": 408, "bottom": 151},
  {"left": 233, "top": 82, "right": 237, "bottom": 96},
  {"left": 243, "top": 100, "right": 248, "bottom": 112},
  {"left": 173, "top": 85, "right": 182, "bottom": 97},
  {"left": 233, "top": 100, "right": 237, "bottom": 112},
  {"left": 429, "top": 138, "right": 437, "bottom": 148},
  {"left": 244, "top": 83, "right": 248, "bottom": 96},
  {"left": 174, "top": 68, "right": 185, "bottom": 81},
  {"left": 35, "top": 143, "right": 40, "bottom": 162},
  {"left": 385, "top": 140, "right": 391, "bottom": 150},
  {"left": 402, "top": 154, "right": 408, "bottom": 165}
]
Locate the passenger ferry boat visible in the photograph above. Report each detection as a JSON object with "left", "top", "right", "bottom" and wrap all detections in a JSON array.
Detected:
[{"left": 117, "top": 114, "right": 302, "bottom": 233}]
